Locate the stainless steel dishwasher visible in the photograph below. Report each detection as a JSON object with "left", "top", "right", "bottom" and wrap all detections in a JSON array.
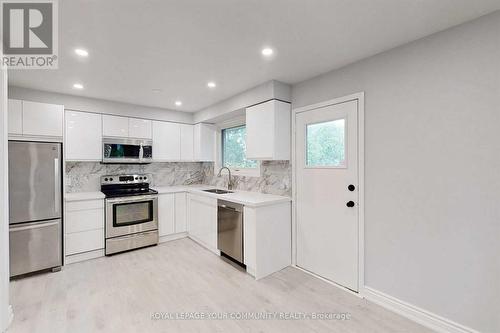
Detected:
[{"left": 217, "top": 200, "right": 244, "bottom": 264}]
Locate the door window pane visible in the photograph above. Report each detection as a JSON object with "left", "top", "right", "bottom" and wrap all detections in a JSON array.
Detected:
[
  {"left": 222, "top": 125, "right": 257, "bottom": 169},
  {"left": 306, "top": 119, "right": 346, "bottom": 167}
]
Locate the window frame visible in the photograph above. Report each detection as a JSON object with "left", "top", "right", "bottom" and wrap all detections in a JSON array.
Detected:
[
  {"left": 304, "top": 117, "right": 348, "bottom": 169},
  {"left": 215, "top": 117, "right": 261, "bottom": 177}
]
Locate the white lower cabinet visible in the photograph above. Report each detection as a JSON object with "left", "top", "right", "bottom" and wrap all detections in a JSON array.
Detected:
[
  {"left": 157, "top": 192, "right": 189, "bottom": 240},
  {"left": 64, "top": 199, "right": 105, "bottom": 262},
  {"left": 65, "top": 230, "right": 104, "bottom": 256},
  {"left": 158, "top": 193, "right": 175, "bottom": 237},
  {"left": 243, "top": 202, "right": 291, "bottom": 280},
  {"left": 174, "top": 192, "right": 187, "bottom": 233},
  {"left": 187, "top": 193, "right": 217, "bottom": 252}
]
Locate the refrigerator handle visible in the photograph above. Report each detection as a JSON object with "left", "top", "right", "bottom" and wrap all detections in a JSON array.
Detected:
[
  {"left": 54, "top": 158, "right": 60, "bottom": 214},
  {"left": 10, "top": 220, "right": 59, "bottom": 232}
]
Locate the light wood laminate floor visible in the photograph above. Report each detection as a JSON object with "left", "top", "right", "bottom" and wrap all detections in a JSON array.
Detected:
[{"left": 8, "top": 238, "right": 433, "bottom": 333}]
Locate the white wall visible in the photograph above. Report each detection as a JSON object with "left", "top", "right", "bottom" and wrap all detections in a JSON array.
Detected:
[
  {"left": 8, "top": 86, "right": 193, "bottom": 124},
  {"left": 0, "top": 51, "right": 12, "bottom": 332},
  {"left": 194, "top": 80, "right": 291, "bottom": 123},
  {"left": 292, "top": 11, "right": 500, "bottom": 333}
]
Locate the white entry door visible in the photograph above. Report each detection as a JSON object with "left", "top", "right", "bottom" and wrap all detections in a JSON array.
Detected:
[{"left": 296, "top": 99, "right": 359, "bottom": 291}]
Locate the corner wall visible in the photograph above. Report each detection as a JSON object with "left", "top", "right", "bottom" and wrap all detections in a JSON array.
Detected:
[{"left": 292, "top": 11, "right": 500, "bottom": 333}]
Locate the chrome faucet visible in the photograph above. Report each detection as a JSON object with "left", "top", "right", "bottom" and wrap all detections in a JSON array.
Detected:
[{"left": 217, "top": 167, "right": 234, "bottom": 190}]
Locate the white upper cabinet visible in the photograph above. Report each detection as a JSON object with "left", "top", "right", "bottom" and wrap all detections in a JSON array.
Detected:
[
  {"left": 65, "top": 111, "right": 102, "bottom": 161},
  {"left": 180, "top": 124, "right": 194, "bottom": 161},
  {"left": 102, "top": 115, "right": 129, "bottom": 137},
  {"left": 8, "top": 99, "right": 22, "bottom": 135},
  {"left": 246, "top": 100, "right": 291, "bottom": 160},
  {"left": 22, "top": 100, "right": 64, "bottom": 137},
  {"left": 193, "top": 123, "right": 215, "bottom": 162},
  {"left": 103, "top": 115, "right": 151, "bottom": 139},
  {"left": 153, "top": 121, "right": 180, "bottom": 161},
  {"left": 129, "top": 118, "right": 152, "bottom": 139}
]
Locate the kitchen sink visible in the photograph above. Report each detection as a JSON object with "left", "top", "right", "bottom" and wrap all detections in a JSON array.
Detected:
[{"left": 203, "top": 189, "right": 233, "bottom": 194}]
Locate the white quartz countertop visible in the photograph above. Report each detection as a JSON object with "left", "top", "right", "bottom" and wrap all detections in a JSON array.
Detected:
[
  {"left": 154, "top": 186, "right": 190, "bottom": 194},
  {"left": 65, "top": 186, "right": 291, "bottom": 207},
  {"left": 65, "top": 191, "right": 105, "bottom": 202},
  {"left": 154, "top": 185, "right": 291, "bottom": 207}
]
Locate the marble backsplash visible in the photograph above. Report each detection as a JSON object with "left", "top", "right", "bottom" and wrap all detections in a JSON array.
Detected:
[
  {"left": 65, "top": 162, "right": 206, "bottom": 193},
  {"left": 66, "top": 161, "right": 291, "bottom": 197},
  {"left": 202, "top": 161, "right": 291, "bottom": 196}
]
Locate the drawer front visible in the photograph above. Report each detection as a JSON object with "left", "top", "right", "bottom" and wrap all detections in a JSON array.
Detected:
[
  {"left": 188, "top": 193, "right": 216, "bottom": 206},
  {"left": 66, "top": 199, "right": 104, "bottom": 212},
  {"left": 65, "top": 208, "right": 104, "bottom": 233},
  {"left": 9, "top": 219, "right": 62, "bottom": 276},
  {"left": 65, "top": 229, "right": 104, "bottom": 255}
]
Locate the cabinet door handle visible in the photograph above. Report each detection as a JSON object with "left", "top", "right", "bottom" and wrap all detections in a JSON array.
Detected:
[{"left": 346, "top": 201, "right": 355, "bottom": 208}]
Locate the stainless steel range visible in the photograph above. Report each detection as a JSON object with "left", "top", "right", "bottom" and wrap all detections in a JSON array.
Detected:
[{"left": 101, "top": 174, "right": 159, "bottom": 255}]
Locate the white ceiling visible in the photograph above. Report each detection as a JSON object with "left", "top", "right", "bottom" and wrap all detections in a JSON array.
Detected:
[{"left": 8, "top": 0, "right": 500, "bottom": 112}]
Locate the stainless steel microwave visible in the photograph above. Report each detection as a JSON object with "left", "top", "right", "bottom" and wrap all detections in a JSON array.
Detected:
[{"left": 102, "top": 137, "right": 153, "bottom": 164}]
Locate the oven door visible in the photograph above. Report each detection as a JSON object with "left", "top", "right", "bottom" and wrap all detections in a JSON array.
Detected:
[{"left": 106, "top": 195, "right": 158, "bottom": 238}]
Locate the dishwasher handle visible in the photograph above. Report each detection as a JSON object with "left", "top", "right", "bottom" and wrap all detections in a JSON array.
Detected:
[{"left": 218, "top": 200, "right": 243, "bottom": 213}]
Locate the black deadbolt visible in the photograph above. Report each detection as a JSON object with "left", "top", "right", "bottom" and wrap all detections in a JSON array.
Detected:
[
  {"left": 348, "top": 184, "right": 355, "bottom": 191},
  {"left": 346, "top": 201, "right": 355, "bottom": 207}
]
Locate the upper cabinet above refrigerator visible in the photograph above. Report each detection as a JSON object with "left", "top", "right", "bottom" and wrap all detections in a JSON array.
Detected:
[{"left": 8, "top": 99, "right": 64, "bottom": 140}]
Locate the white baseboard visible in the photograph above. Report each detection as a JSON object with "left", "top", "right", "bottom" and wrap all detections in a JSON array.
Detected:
[
  {"left": 293, "top": 265, "right": 363, "bottom": 298},
  {"left": 65, "top": 249, "right": 105, "bottom": 265},
  {"left": 159, "top": 232, "right": 187, "bottom": 244},
  {"left": 363, "top": 287, "right": 479, "bottom": 333},
  {"left": 7, "top": 305, "right": 13, "bottom": 331},
  {"left": 187, "top": 235, "right": 220, "bottom": 256}
]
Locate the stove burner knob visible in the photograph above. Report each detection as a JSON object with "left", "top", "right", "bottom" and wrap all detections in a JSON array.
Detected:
[
  {"left": 110, "top": 178, "right": 114, "bottom": 181},
  {"left": 135, "top": 177, "right": 138, "bottom": 180},
  {"left": 144, "top": 176, "right": 147, "bottom": 180},
  {"left": 139, "top": 177, "right": 143, "bottom": 180},
  {"left": 104, "top": 178, "right": 108, "bottom": 181}
]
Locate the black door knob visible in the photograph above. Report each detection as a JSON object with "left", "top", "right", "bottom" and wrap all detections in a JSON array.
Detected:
[
  {"left": 346, "top": 201, "right": 355, "bottom": 207},
  {"left": 348, "top": 184, "right": 355, "bottom": 191}
]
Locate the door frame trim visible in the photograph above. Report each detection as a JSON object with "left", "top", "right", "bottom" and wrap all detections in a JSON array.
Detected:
[{"left": 291, "top": 92, "right": 365, "bottom": 295}]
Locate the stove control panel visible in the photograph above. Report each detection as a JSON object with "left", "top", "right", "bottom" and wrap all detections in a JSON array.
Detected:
[{"left": 101, "top": 174, "right": 150, "bottom": 185}]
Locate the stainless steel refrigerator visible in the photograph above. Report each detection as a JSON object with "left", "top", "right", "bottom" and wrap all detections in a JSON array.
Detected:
[{"left": 8, "top": 141, "right": 62, "bottom": 277}]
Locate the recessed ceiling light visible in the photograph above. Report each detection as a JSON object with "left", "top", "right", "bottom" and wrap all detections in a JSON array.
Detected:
[
  {"left": 73, "top": 83, "right": 84, "bottom": 89},
  {"left": 207, "top": 81, "right": 216, "bottom": 88},
  {"left": 175, "top": 101, "right": 182, "bottom": 106},
  {"left": 74, "top": 48, "right": 88, "bottom": 57},
  {"left": 152, "top": 88, "right": 162, "bottom": 93},
  {"left": 261, "top": 47, "right": 274, "bottom": 56}
]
